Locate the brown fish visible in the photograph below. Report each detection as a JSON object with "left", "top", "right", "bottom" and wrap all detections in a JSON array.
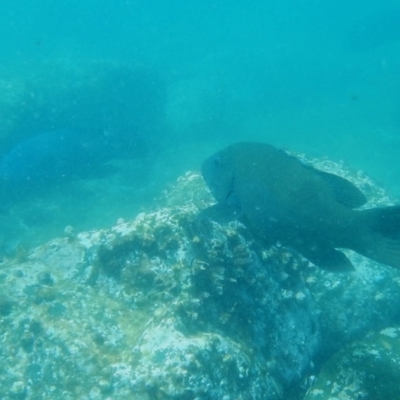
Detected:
[{"left": 201, "top": 142, "right": 400, "bottom": 272}]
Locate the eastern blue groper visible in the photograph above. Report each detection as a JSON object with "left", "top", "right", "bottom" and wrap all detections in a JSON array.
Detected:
[
  {"left": 201, "top": 142, "right": 400, "bottom": 272},
  {"left": 0, "top": 130, "right": 111, "bottom": 192}
]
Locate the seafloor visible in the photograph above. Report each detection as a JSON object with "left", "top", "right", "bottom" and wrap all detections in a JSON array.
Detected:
[{"left": 1, "top": 159, "right": 400, "bottom": 400}]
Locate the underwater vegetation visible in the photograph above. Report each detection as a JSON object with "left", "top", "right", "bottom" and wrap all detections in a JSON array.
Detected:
[
  {"left": 201, "top": 142, "right": 400, "bottom": 272},
  {"left": 0, "top": 160, "right": 400, "bottom": 399}
]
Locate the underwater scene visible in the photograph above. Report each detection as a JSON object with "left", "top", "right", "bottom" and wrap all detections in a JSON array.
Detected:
[{"left": 1, "top": 0, "right": 400, "bottom": 398}]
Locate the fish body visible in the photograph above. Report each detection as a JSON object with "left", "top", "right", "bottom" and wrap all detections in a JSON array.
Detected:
[
  {"left": 0, "top": 129, "right": 121, "bottom": 192},
  {"left": 0, "top": 130, "right": 107, "bottom": 203},
  {"left": 0, "top": 130, "right": 85, "bottom": 184},
  {"left": 201, "top": 142, "right": 400, "bottom": 271}
]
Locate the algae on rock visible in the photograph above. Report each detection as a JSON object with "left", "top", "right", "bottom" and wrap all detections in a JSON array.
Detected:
[
  {"left": 0, "top": 173, "right": 319, "bottom": 399},
  {"left": 304, "top": 327, "right": 400, "bottom": 400},
  {"left": 1, "top": 168, "right": 400, "bottom": 399}
]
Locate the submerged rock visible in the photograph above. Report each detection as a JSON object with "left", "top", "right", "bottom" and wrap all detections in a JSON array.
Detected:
[
  {"left": 0, "top": 172, "right": 319, "bottom": 399},
  {"left": 0, "top": 164, "right": 399, "bottom": 399},
  {"left": 304, "top": 327, "right": 400, "bottom": 400}
]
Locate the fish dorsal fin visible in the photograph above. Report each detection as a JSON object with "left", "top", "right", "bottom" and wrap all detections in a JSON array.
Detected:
[{"left": 312, "top": 168, "right": 367, "bottom": 208}]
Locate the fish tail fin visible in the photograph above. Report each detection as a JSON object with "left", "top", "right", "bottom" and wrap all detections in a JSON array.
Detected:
[{"left": 357, "top": 205, "right": 400, "bottom": 269}]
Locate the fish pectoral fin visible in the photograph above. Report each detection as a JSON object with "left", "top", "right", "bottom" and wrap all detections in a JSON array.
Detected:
[
  {"left": 312, "top": 168, "right": 367, "bottom": 208},
  {"left": 356, "top": 206, "right": 400, "bottom": 269},
  {"left": 302, "top": 246, "right": 355, "bottom": 272},
  {"left": 198, "top": 202, "right": 241, "bottom": 224},
  {"left": 361, "top": 238, "right": 400, "bottom": 269}
]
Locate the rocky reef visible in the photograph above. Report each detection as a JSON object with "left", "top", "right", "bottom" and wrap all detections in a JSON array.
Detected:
[
  {"left": 0, "top": 60, "right": 168, "bottom": 254},
  {"left": 1, "top": 164, "right": 400, "bottom": 399},
  {"left": 0, "top": 60, "right": 166, "bottom": 157},
  {"left": 304, "top": 326, "right": 400, "bottom": 399}
]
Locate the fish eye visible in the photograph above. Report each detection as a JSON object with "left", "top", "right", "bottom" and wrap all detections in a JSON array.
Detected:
[{"left": 213, "top": 156, "right": 221, "bottom": 167}]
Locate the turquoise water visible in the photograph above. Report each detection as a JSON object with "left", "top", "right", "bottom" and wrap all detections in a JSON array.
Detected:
[
  {"left": 0, "top": 0, "right": 400, "bottom": 250},
  {"left": 1, "top": 2, "right": 400, "bottom": 399}
]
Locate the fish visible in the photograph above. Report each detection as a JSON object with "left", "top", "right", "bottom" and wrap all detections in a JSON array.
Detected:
[
  {"left": 0, "top": 129, "right": 119, "bottom": 198},
  {"left": 201, "top": 142, "right": 400, "bottom": 272},
  {"left": 0, "top": 128, "right": 146, "bottom": 189},
  {"left": 0, "top": 130, "right": 99, "bottom": 185}
]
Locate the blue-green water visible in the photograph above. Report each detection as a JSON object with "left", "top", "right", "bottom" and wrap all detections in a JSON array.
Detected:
[
  {"left": 0, "top": 0, "right": 400, "bottom": 250},
  {"left": 1, "top": 3, "right": 400, "bottom": 399}
]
